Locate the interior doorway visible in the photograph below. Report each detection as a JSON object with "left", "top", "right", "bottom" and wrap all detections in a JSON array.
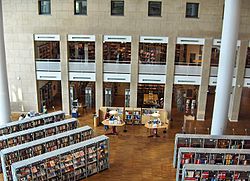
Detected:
[
  {"left": 69, "top": 81, "right": 95, "bottom": 114},
  {"left": 103, "top": 82, "right": 130, "bottom": 107},
  {"left": 37, "top": 80, "right": 62, "bottom": 113}
]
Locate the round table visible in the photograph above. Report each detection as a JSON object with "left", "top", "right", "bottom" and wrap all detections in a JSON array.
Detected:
[
  {"left": 102, "top": 120, "right": 125, "bottom": 135},
  {"left": 144, "top": 122, "right": 168, "bottom": 137}
]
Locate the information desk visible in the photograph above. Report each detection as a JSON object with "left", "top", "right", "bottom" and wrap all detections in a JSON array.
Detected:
[
  {"left": 144, "top": 122, "right": 168, "bottom": 137},
  {"left": 102, "top": 120, "right": 125, "bottom": 135}
]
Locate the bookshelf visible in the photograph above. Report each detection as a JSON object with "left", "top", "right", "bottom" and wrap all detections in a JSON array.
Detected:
[
  {"left": 173, "top": 134, "right": 250, "bottom": 168},
  {"left": 125, "top": 108, "right": 142, "bottom": 125},
  {"left": 1, "top": 126, "right": 93, "bottom": 181},
  {"left": 0, "top": 118, "right": 78, "bottom": 150},
  {"left": 176, "top": 147, "right": 250, "bottom": 181},
  {"left": 99, "top": 107, "right": 124, "bottom": 122},
  {"left": 0, "top": 118, "right": 78, "bottom": 172},
  {"left": 11, "top": 135, "right": 109, "bottom": 181},
  {"left": 182, "top": 164, "right": 250, "bottom": 181},
  {"left": 0, "top": 111, "right": 65, "bottom": 136}
]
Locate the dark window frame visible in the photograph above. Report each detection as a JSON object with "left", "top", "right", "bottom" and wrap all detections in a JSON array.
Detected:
[
  {"left": 111, "top": 0, "right": 124, "bottom": 16},
  {"left": 38, "top": 0, "right": 51, "bottom": 15},
  {"left": 74, "top": 0, "right": 87, "bottom": 15},
  {"left": 185, "top": 2, "right": 199, "bottom": 18},
  {"left": 148, "top": 1, "right": 162, "bottom": 17}
]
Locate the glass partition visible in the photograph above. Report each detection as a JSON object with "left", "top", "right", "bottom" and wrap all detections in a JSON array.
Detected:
[
  {"left": 35, "top": 41, "right": 60, "bottom": 61},
  {"left": 139, "top": 43, "right": 167, "bottom": 65},
  {"left": 68, "top": 42, "right": 95, "bottom": 62},
  {"left": 175, "top": 44, "right": 203, "bottom": 66},
  {"left": 103, "top": 42, "right": 131, "bottom": 64}
]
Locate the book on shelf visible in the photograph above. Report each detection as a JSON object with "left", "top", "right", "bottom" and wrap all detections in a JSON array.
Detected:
[
  {"left": 11, "top": 135, "right": 109, "bottom": 181},
  {"left": 1, "top": 126, "right": 93, "bottom": 181}
]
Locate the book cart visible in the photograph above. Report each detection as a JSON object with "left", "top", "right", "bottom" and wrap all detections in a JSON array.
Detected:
[
  {"left": 11, "top": 135, "right": 110, "bottom": 181},
  {"left": 0, "top": 111, "right": 65, "bottom": 136},
  {"left": 125, "top": 107, "right": 142, "bottom": 125},
  {"left": 176, "top": 147, "right": 250, "bottom": 181},
  {"left": 0, "top": 119, "right": 78, "bottom": 172},
  {"left": 173, "top": 134, "right": 250, "bottom": 167},
  {"left": 181, "top": 164, "right": 250, "bottom": 181},
  {"left": 0, "top": 126, "right": 93, "bottom": 181}
]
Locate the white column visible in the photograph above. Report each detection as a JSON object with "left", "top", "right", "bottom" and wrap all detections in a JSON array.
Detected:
[
  {"left": 211, "top": 0, "right": 241, "bottom": 135},
  {"left": 0, "top": 1, "right": 11, "bottom": 125},
  {"left": 84, "top": 44, "right": 88, "bottom": 62}
]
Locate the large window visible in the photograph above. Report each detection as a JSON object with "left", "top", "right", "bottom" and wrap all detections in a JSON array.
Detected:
[
  {"left": 148, "top": 1, "right": 162, "bottom": 17},
  {"left": 246, "top": 48, "right": 250, "bottom": 68},
  {"left": 175, "top": 44, "right": 203, "bottom": 66},
  {"left": 38, "top": 0, "right": 51, "bottom": 15},
  {"left": 111, "top": 0, "right": 124, "bottom": 16},
  {"left": 137, "top": 84, "right": 165, "bottom": 108},
  {"left": 35, "top": 41, "right": 60, "bottom": 60},
  {"left": 74, "top": 0, "right": 87, "bottom": 15},
  {"left": 103, "top": 42, "right": 131, "bottom": 64},
  {"left": 139, "top": 43, "right": 167, "bottom": 64},
  {"left": 68, "top": 42, "right": 95, "bottom": 62},
  {"left": 211, "top": 46, "right": 220, "bottom": 66},
  {"left": 186, "top": 3, "right": 199, "bottom": 18}
]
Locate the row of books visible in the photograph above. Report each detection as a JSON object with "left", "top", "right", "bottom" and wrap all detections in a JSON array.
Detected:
[{"left": 11, "top": 136, "right": 109, "bottom": 181}]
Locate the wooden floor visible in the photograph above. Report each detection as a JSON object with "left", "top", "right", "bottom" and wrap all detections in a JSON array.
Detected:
[
  {"left": 5, "top": 102, "right": 250, "bottom": 181},
  {"left": 78, "top": 107, "right": 250, "bottom": 181}
]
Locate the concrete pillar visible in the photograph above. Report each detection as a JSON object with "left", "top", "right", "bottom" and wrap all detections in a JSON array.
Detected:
[
  {"left": 130, "top": 35, "right": 139, "bottom": 107},
  {"left": 84, "top": 43, "right": 88, "bottom": 62},
  {"left": 60, "top": 35, "right": 70, "bottom": 115},
  {"left": 196, "top": 38, "right": 213, "bottom": 121},
  {"left": 228, "top": 40, "right": 248, "bottom": 122},
  {"left": 95, "top": 34, "right": 103, "bottom": 115},
  {"left": 0, "top": 1, "right": 11, "bottom": 125},
  {"left": 164, "top": 36, "right": 176, "bottom": 119},
  {"left": 211, "top": 0, "right": 241, "bottom": 135}
]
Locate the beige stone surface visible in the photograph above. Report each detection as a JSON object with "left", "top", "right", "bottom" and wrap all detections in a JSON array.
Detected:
[{"left": 2, "top": 0, "right": 250, "bottom": 115}]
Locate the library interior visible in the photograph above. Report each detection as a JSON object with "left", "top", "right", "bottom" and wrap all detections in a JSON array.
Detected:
[{"left": 1, "top": 0, "right": 250, "bottom": 181}]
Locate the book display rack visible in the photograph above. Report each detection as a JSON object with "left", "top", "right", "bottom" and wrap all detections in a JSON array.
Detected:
[
  {"left": 173, "top": 134, "right": 250, "bottom": 167},
  {"left": 182, "top": 164, "right": 250, "bottom": 181},
  {"left": 141, "top": 108, "right": 168, "bottom": 125},
  {"left": 11, "top": 135, "right": 109, "bottom": 181},
  {"left": 0, "top": 126, "right": 93, "bottom": 181},
  {"left": 125, "top": 108, "right": 142, "bottom": 125},
  {"left": 176, "top": 147, "right": 250, "bottom": 181},
  {"left": 0, "top": 119, "right": 78, "bottom": 172},
  {"left": 0, "top": 111, "right": 65, "bottom": 136}
]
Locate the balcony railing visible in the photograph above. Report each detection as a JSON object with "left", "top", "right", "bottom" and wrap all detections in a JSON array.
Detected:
[
  {"left": 35, "top": 59, "right": 61, "bottom": 72},
  {"left": 175, "top": 65, "right": 202, "bottom": 76},
  {"left": 68, "top": 58, "right": 95, "bottom": 63},
  {"left": 139, "top": 64, "right": 166, "bottom": 75},
  {"left": 68, "top": 61, "right": 96, "bottom": 72},
  {"left": 103, "top": 62, "right": 131, "bottom": 74}
]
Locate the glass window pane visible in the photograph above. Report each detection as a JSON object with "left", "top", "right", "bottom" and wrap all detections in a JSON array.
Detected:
[
  {"left": 35, "top": 42, "right": 60, "bottom": 60},
  {"left": 75, "top": 0, "right": 87, "bottom": 15},
  {"left": 175, "top": 44, "right": 203, "bottom": 66},
  {"left": 139, "top": 43, "right": 167, "bottom": 64},
  {"left": 68, "top": 42, "right": 95, "bottom": 62},
  {"left": 148, "top": 1, "right": 162, "bottom": 17},
  {"left": 103, "top": 42, "right": 131, "bottom": 64},
  {"left": 111, "top": 1, "right": 124, "bottom": 16},
  {"left": 246, "top": 48, "right": 250, "bottom": 68},
  {"left": 39, "top": 0, "right": 51, "bottom": 15},
  {"left": 186, "top": 3, "right": 199, "bottom": 18}
]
